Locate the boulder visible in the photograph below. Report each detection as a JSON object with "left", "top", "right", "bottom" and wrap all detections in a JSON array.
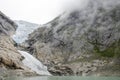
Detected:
[{"left": 48, "top": 65, "right": 74, "bottom": 76}]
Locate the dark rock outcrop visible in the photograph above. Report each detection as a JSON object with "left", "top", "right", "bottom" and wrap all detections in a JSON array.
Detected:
[{"left": 48, "top": 65, "right": 73, "bottom": 76}]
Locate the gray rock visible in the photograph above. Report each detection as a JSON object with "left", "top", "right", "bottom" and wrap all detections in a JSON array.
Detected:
[
  {"left": 25, "top": 0, "right": 120, "bottom": 76},
  {"left": 26, "top": 0, "right": 120, "bottom": 63},
  {"left": 0, "top": 11, "right": 17, "bottom": 36},
  {"left": 48, "top": 65, "right": 74, "bottom": 76},
  {"left": 0, "top": 76, "right": 4, "bottom": 80},
  {"left": 0, "top": 11, "right": 38, "bottom": 76}
]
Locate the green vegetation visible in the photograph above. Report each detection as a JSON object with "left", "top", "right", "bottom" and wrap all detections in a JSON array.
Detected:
[{"left": 93, "top": 40, "right": 120, "bottom": 58}]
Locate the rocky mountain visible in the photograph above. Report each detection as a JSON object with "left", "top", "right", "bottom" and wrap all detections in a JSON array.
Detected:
[
  {"left": 0, "top": 11, "right": 50, "bottom": 77},
  {"left": 26, "top": 0, "right": 120, "bottom": 76},
  {"left": 12, "top": 20, "right": 39, "bottom": 43},
  {"left": 0, "top": 11, "right": 27, "bottom": 76},
  {"left": 0, "top": 11, "right": 22, "bottom": 68},
  {"left": 0, "top": 12, "right": 17, "bottom": 36}
]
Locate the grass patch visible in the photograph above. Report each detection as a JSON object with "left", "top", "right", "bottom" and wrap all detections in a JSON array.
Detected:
[{"left": 93, "top": 41, "right": 120, "bottom": 58}]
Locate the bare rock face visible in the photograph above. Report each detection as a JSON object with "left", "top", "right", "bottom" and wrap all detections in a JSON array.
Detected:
[
  {"left": 26, "top": 0, "right": 120, "bottom": 76},
  {"left": 0, "top": 11, "right": 23, "bottom": 69},
  {"left": 0, "top": 11, "right": 17, "bottom": 36},
  {"left": 0, "top": 35, "right": 23, "bottom": 69},
  {"left": 0, "top": 11, "right": 36, "bottom": 76}
]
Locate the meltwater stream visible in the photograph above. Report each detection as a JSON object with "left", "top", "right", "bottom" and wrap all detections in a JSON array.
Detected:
[{"left": 18, "top": 50, "right": 51, "bottom": 75}]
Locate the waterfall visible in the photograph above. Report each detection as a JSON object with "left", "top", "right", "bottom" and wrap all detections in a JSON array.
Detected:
[{"left": 18, "top": 50, "right": 51, "bottom": 75}]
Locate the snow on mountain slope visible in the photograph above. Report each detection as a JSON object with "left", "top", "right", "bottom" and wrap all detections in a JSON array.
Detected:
[{"left": 12, "top": 20, "right": 40, "bottom": 43}]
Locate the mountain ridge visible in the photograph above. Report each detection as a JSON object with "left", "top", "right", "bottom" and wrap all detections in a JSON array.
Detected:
[{"left": 25, "top": 0, "right": 120, "bottom": 76}]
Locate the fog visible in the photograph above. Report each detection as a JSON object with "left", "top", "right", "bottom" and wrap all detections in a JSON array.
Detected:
[
  {"left": 0, "top": 0, "right": 82, "bottom": 24},
  {"left": 0, "top": 0, "right": 120, "bottom": 24}
]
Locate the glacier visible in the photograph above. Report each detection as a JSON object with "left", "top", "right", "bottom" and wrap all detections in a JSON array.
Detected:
[
  {"left": 12, "top": 20, "right": 40, "bottom": 43},
  {"left": 18, "top": 50, "right": 51, "bottom": 75}
]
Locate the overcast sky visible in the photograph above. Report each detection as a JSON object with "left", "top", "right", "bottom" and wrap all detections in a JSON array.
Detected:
[{"left": 0, "top": 0, "right": 82, "bottom": 24}]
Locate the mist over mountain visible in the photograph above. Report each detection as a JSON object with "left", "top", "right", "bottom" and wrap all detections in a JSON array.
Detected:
[
  {"left": 0, "top": 0, "right": 120, "bottom": 78},
  {"left": 25, "top": 0, "right": 120, "bottom": 76}
]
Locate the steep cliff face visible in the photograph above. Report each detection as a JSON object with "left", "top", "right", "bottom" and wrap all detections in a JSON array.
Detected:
[
  {"left": 0, "top": 11, "right": 17, "bottom": 36},
  {"left": 26, "top": 0, "right": 120, "bottom": 76},
  {"left": 0, "top": 11, "right": 23, "bottom": 68},
  {"left": 0, "top": 11, "right": 36, "bottom": 76}
]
